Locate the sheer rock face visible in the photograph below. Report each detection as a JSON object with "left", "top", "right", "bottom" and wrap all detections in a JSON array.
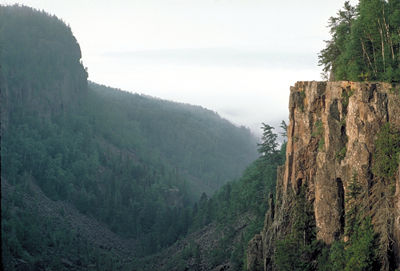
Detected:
[{"left": 247, "top": 81, "right": 400, "bottom": 271}]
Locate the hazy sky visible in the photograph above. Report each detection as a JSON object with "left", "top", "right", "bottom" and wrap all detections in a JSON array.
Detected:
[{"left": 2, "top": 0, "right": 357, "bottom": 136}]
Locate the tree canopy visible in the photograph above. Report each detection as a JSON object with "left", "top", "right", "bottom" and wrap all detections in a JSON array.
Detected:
[
  {"left": 1, "top": 5, "right": 259, "bottom": 268},
  {"left": 319, "top": 0, "right": 400, "bottom": 82}
]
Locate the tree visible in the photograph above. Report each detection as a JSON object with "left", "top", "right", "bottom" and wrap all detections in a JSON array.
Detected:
[
  {"left": 318, "top": 1, "right": 357, "bottom": 80},
  {"left": 345, "top": 217, "right": 378, "bottom": 271},
  {"left": 279, "top": 120, "right": 288, "bottom": 139},
  {"left": 371, "top": 123, "right": 400, "bottom": 270},
  {"left": 258, "top": 123, "right": 278, "bottom": 158},
  {"left": 319, "top": 0, "right": 400, "bottom": 82},
  {"left": 324, "top": 174, "right": 380, "bottom": 271},
  {"left": 275, "top": 187, "right": 320, "bottom": 271},
  {"left": 372, "top": 123, "right": 400, "bottom": 179}
]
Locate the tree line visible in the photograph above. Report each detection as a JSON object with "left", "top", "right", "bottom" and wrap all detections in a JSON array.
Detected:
[{"left": 319, "top": 0, "right": 400, "bottom": 82}]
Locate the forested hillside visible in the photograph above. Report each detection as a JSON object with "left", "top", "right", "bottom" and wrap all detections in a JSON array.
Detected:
[
  {"left": 135, "top": 123, "right": 287, "bottom": 271},
  {"left": 88, "top": 82, "right": 258, "bottom": 196},
  {"left": 0, "top": 5, "right": 258, "bottom": 269}
]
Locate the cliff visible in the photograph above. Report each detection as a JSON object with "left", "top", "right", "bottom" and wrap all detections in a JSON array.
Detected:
[
  {"left": 248, "top": 81, "right": 400, "bottom": 270},
  {"left": 0, "top": 5, "right": 88, "bottom": 130}
]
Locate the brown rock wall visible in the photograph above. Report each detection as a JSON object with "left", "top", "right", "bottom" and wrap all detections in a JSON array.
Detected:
[{"left": 248, "top": 81, "right": 400, "bottom": 270}]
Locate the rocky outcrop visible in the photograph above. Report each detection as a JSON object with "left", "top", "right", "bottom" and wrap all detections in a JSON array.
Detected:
[
  {"left": 248, "top": 81, "right": 400, "bottom": 270},
  {"left": 0, "top": 5, "right": 88, "bottom": 131},
  {"left": 247, "top": 234, "right": 263, "bottom": 271}
]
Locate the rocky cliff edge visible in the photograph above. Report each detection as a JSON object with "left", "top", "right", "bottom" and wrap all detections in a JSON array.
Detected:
[{"left": 248, "top": 81, "right": 400, "bottom": 271}]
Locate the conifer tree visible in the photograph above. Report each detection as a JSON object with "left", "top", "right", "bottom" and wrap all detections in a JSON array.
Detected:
[{"left": 319, "top": 0, "right": 400, "bottom": 82}]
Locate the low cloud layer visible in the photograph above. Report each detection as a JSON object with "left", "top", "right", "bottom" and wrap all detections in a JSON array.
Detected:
[{"left": 2, "top": 0, "right": 356, "bottom": 136}]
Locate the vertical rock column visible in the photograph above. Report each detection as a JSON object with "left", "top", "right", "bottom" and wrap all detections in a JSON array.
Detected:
[{"left": 247, "top": 81, "right": 400, "bottom": 271}]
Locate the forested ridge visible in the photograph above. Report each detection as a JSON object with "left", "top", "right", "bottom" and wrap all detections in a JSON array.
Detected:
[
  {"left": 88, "top": 82, "right": 258, "bottom": 196},
  {"left": 0, "top": 5, "right": 261, "bottom": 270},
  {"left": 3, "top": 1, "right": 398, "bottom": 271}
]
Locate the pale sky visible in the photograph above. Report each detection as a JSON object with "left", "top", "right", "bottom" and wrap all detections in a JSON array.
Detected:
[{"left": 1, "top": 0, "right": 358, "bottom": 136}]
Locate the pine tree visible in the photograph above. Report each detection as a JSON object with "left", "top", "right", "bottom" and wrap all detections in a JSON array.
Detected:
[
  {"left": 258, "top": 123, "right": 278, "bottom": 159},
  {"left": 319, "top": 0, "right": 400, "bottom": 82}
]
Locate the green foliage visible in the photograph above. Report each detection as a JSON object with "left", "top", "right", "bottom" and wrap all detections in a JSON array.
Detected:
[
  {"left": 89, "top": 82, "right": 257, "bottom": 194},
  {"left": 389, "top": 83, "right": 400, "bottom": 95},
  {"left": 209, "top": 245, "right": 229, "bottom": 267},
  {"left": 135, "top": 125, "right": 286, "bottom": 270},
  {"left": 321, "top": 218, "right": 379, "bottom": 271},
  {"left": 275, "top": 237, "right": 305, "bottom": 271},
  {"left": 312, "top": 120, "right": 324, "bottom": 138},
  {"left": 275, "top": 188, "right": 321, "bottom": 271},
  {"left": 325, "top": 241, "right": 346, "bottom": 271},
  {"left": 230, "top": 237, "right": 245, "bottom": 270},
  {"left": 345, "top": 173, "right": 364, "bottom": 238},
  {"left": 0, "top": 5, "right": 258, "bottom": 268},
  {"left": 341, "top": 176, "right": 378, "bottom": 270},
  {"left": 183, "top": 122, "right": 286, "bottom": 270},
  {"left": 336, "top": 146, "right": 347, "bottom": 161},
  {"left": 258, "top": 123, "right": 278, "bottom": 157},
  {"left": 318, "top": 138, "right": 325, "bottom": 152},
  {"left": 181, "top": 241, "right": 200, "bottom": 260},
  {"left": 319, "top": 0, "right": 400, "bottom": 82},
  {"left": 341, "top": 89, "right": 354, "bottom": 110},
  {"left": 1, "top": 189, "right": 124, "bottom": 271},
  {"left": 275, "top": 173, "right": 380, "bottom": 271},
  {"left": 345, "top": 217, "right": 378, "bottom": 271},
  {"left": 280, "top": 120, "right": 288, "bottom": 138},
  {"left": 372, "top": 123, "right": 400, "bottom": 179}
]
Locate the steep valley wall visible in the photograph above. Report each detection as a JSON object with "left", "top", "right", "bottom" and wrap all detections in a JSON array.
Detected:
[{"left": 247, "top": 81, "right": 400, "bottom": 271}]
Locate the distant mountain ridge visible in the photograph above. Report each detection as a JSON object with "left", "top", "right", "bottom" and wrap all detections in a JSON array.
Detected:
[
  {"left": 88, "top": 81, "right": 258, "bottom": 196},
  {"left": 1, "top": 4, "right": 258, "bottom": 268}
]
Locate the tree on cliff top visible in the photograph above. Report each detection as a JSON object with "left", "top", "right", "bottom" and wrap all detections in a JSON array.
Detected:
[{"left": 319, "top": 0, "right": 400, "bottom": 82}]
